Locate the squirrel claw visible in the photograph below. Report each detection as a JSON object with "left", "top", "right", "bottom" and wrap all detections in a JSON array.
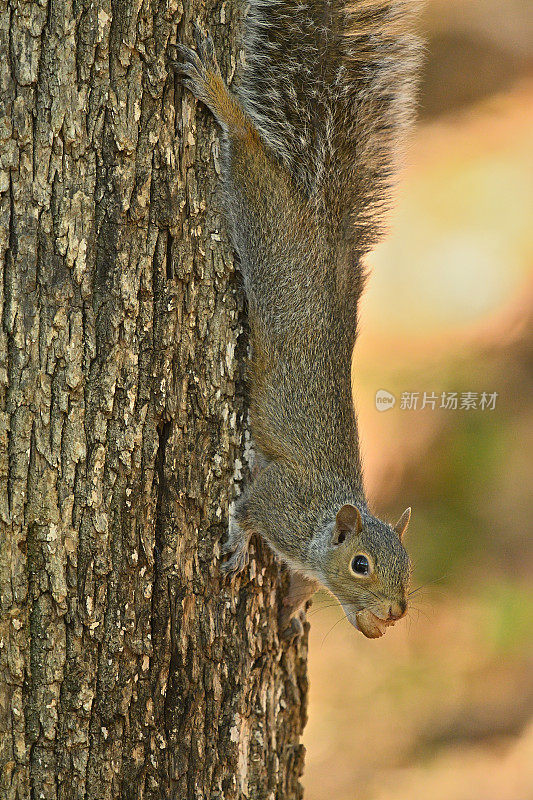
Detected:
[
  {"left": 220, "top": 548, "right": 249, "bottom": 577},
  {"left": 220, "top": 512, "right": 250, "bottom": 576},
  {"left": 280, "top": 614, "right": 304, "bottom": 642},
  {"left": 220, "top": 532, "right": 250, "bottom": 576},
  {"left": 220, "top": 537, "right": 246, "bottom": 559},
  {"left": 193, "top": 22, "right": 218, "bottom": 70},
  {"left": 220, "top": 536, "right": 238, "bottom": 556},
  {"left": 170, "top": 24, "right": 220, "bottom": 80},
  {"left": 279, "top": 603, "right": 306, "bottom": 641},
  {"left": 169, "top": 45, "right": 206, "bottom": 95},
  {"left": 169, "top": 26, "right": 224, "bottom": 116}
]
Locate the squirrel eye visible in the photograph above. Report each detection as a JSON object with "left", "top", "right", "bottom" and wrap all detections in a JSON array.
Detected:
[{"left": 351, "top": 554, "right": 370, "bottom": 576}]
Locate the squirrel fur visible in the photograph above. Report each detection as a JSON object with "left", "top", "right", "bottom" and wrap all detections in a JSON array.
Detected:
[{"left": 172, "top": 0, "right": 421, "bottom": 639}]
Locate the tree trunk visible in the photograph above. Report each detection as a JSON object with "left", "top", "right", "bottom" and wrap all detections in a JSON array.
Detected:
[{"left": 0, "top": 0, "right": 308, "bottom": 797}]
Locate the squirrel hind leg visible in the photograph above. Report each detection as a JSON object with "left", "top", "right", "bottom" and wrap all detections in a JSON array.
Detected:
[{"left": 170, "top": 24, "right": 247, "bottom": 135}]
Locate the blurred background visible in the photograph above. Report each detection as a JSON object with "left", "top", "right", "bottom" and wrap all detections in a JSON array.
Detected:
[{"left": 303, "top": 1, "right": 533, "bottom": 798}]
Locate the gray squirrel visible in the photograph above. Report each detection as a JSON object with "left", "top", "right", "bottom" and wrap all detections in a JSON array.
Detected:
[{"left": 171, "top": 0, "right": 421, "bottom": 639}]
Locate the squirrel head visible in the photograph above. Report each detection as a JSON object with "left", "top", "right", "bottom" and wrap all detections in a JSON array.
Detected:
[{"left": 321, "top": 504, "right": 411, "bottom": 638}]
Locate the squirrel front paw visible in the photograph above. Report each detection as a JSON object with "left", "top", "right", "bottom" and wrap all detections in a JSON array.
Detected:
[
  {"left": 280, "top": 609, "right": 305, "bottom": 641},
  {"left": 278, "top": 572, "right": 318, "bottom": 639},
  {"left": 220, "top": 542, "right": 249, "bottom": 576},
  {"left": 220, "top": 514, "right": 251, "bottom": 577}
]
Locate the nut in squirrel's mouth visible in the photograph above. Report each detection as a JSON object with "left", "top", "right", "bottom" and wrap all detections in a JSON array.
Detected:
[{"left": 354, "top": 608, "right": 397, "bottom": 639}]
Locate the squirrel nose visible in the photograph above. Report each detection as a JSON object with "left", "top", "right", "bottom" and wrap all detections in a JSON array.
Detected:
[{"left": 388, "top": 600, "right": 407, "bottom": 621}]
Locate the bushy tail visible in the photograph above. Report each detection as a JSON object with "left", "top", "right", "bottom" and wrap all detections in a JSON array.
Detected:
[{"left": 237, "top": 0, "right": 422, "bottom": 252}]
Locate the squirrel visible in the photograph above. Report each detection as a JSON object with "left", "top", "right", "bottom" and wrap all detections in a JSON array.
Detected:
[{"left": 171, "top": 0, "right": 421, "bottom": 639}]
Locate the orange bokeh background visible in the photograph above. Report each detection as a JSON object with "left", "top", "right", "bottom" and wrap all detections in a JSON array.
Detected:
[{"left": 304, "top": 2, "right": 533, "bottom": 798}]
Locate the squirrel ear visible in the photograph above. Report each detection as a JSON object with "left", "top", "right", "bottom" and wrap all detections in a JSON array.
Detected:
[
  {"left": 335, "top": 504, "right": 362, "bottom": 534},
  {"left": 332, "top": 505, "right": 362, "bottom": 545},
  {"left": 394, "top": 507, "right": 411, "bottom": 540}
]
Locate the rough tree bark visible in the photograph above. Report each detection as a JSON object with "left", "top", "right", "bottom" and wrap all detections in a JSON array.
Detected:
[{"left": 0, "top": 0, "right": 308, "bottom": 797}]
